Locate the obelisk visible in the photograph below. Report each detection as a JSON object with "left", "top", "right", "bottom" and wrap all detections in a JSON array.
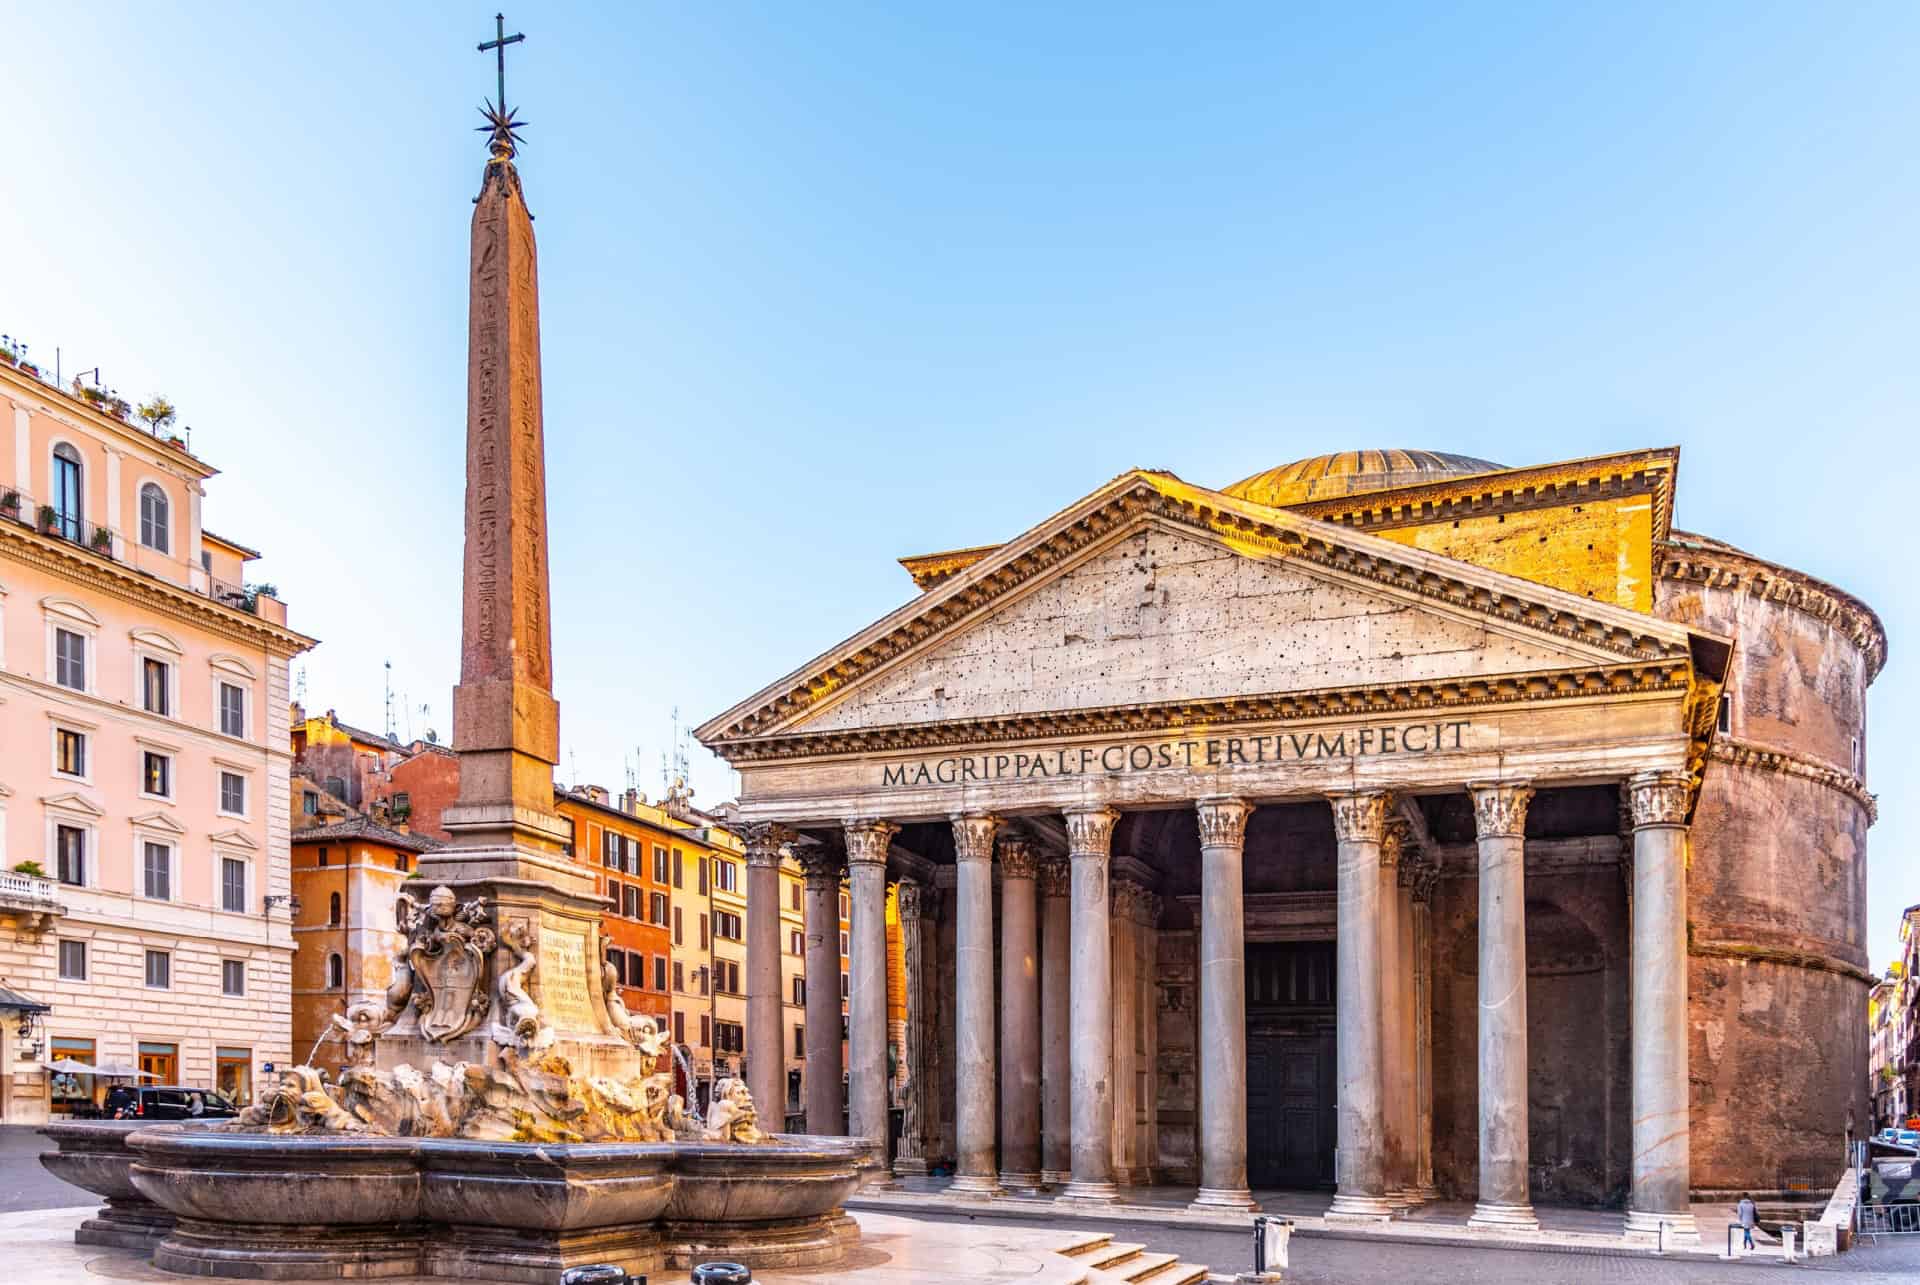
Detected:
[{"left": 386, "top": 68, "right": 639, "bottom": 1078}]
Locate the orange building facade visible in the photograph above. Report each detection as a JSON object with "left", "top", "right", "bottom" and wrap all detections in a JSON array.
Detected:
[{"left": 556, "top": 787, "right": 673, "bottom": 1027}]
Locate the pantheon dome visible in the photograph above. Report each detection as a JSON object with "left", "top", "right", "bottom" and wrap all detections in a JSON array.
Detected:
[{"left": 1225, "top": 449, "right": 1503, "bottom": 507}]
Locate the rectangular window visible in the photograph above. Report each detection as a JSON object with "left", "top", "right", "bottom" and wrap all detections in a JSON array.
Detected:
[
  {"left": 219, "top": 682, "right": 246, "bottom": 738},
  {"left": 608, "top": 950, "right": 627, "bottom": 985},
  {"left": 142, "top": 750, "right": 171, "bottom": 798},
  {"left": 715, "top": 910, "right": 742, "bottom": 942},
  {"left": 715, "top": 860, "right": 738, "bottom": 893},
  {"left": 673, "top": 906, "right": 683, "bottom": 945},
  {"left": 220, "top": 771, "right": 246, "bottom": 815},
  {"left": 602, "top": 830, "right": 618, "bottom": 868},
  {"left": 54, "top": 628, "right": 86, "bottom": 690},
  {"left": 56, "top": 824, "right": 85, "bottom": 885},
  {"left": 839, "top": 892, "right": 849, "bottom": 921},
  {"left": 303, "top": 790, "right": 318, "bottom": 816},
  {"left": 790, "top": 882, "right": 801, "bottom": 912},
  {"left": 700, "top": 1014, "right": 711, "bottom": 1048},
  {"left": 145, "top": 949, "right": 171, "bottom": 989},
  {"left": 789, "top": 928, "right": 803, "bottom": 956},
  {"left": 650, "top": 892, "right": 668, "bottom": 926},
  {"left": 138, "top": 1041, "right": 177, "bottom": 1083},
  {"left": 55, "top": 727, "right": 86, "bottom": 777},
  {"left": 626, "top": 949, "right": 644, "bottom": 986},
  {"left": 143, "top": 841, "right": 172, "bottom": 900},
  {"left": 653, "top": 955, "right": 667, "bottom": 990},
  {"left": 58, "top": 939, "right": 86, "bottom": 980},
  {"left": 794, "top": 1025, "right": 805, "bottom": 1057},
  {"left": 698, "top": 856, "right": 708, "bottom": 895},
  {"left": 839, "top": 930, "right": 849, "bottom": 957},
  {"left": 673, "top": 1011, "right": 685, "bottom": 1043},
  {"left": 673, "top": 960, "right": 684, "bottom": 992},
  {"left": 699, "top": 912, "right": 709, "bottom": 949},
  {"left": 222, "top": 959, "right": 245, "bottom": 997},
  {"left": 623, "top": 885, "right": 641, "bottom": 919},
  {"left": 221, "top": 857, "right": 247, "bottom": 913},
  {"left": 51, "top": 1037, "right": 95, "bottom": 1111},
  {"left": 142, "top": 657, "right": 171, "bottom": 715},
  {"left": 1716, "top": 692, "right": 1732, "bottom": 735},
  {"left": 840, "top": 971, "right": 849, "bottom": 999},
  {"left": 793, "top": 976, "right": 806, "bottom": 1005},
  {"left": 726, "top": 961, "right": 741, "bottom": 993},
  {"left": 672, "top": 849, "right": 683, "bottom": 888},
  {"left": 608, "top": 878, "right": 624, "bottom": 912},
  {"left": 698, "top": 966, "right": 709, "bottom": 997},
  {"left": 216, "top": 1047, "right": 252, "bottom": 1106}
]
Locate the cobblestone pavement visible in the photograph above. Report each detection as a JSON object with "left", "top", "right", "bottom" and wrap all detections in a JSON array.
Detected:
[
  {"left": 895, "top": 1208, "right": 1920, "bottom": 1282},
  {"left": 0, "top": 1126, "right": 88, "bottom": 1214}
]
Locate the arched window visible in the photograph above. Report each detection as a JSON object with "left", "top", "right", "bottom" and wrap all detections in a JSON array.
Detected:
[
  {"left": 139, "top": 483, "right": 169, "bottom": 553},
  {"left": 327, "top": 953, "right": 344, "bottom": 989},
  {"left": 328, "top": 892, "right": 342, "bottom": 925},
  {"left": 52, "top": 443, "right": 83, "bottom": 541}
]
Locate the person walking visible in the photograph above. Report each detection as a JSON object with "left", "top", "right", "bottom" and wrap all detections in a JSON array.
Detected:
[{"left": 1735, "top": 1193, "right": 1758, "bottom": 1250}]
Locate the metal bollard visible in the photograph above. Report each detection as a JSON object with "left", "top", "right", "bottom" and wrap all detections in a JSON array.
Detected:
[
  {"left": 1240, "top": 1214, "right": 1292, "bottom": 1283},
  {"left": 1782, "top": 1227, "right": 1797, "bottom": 1262},
  {"left": 690, "top": 1263, "right": 753, "bottom": 1285}
]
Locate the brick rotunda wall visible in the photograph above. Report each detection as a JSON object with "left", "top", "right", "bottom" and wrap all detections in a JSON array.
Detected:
[{"left": 1656, "top": 535, "right": 1881, "bottom": 1196}]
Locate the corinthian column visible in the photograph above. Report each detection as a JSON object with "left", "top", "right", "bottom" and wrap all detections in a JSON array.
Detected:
[
  {"left": 1059, "top": 806, "right": 1119, "bottom": 1204},
  {"left": 1377, "top": 818, "right": 1412, "bottom": 1208},
  {"left": 1624, "top": 771, "right": 1700, "bottom": 1244},
  {"left": 1327, "top": 791, "right": 1394, "bottom": 1222},
  {"left": 799, "top": 848, "right": 845, "bottom": 1136},
  {"left": 997, "top": 836, "right": 1042, "bottom": 1190},
  {"left": 1039, "top": 856, "right": 1073, "bottom": 1186},
  {"left": 744, "top": 824, "right": 792, "bottom": 1130},
  {"left": 894, "top": 879, "right": 937, "bottom": 1176},
  {"left": 950, "top": 813, "right": 1002, "bottom": 1196},
  {"left": 1189, "top": 796, "right": 1258, "bottom": 1212},
  {"left": 844, "top": 819, "right": 897, "bottom": 1180},
  {"left": 1467, "top": 782, "right": 1537, "bottom": 1231}
]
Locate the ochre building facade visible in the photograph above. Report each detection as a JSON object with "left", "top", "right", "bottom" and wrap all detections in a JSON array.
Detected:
[{"left": 699, "top": 447, "right": 1880, "bottom": 1236}]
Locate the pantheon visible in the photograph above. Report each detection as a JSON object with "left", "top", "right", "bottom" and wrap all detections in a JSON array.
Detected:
[{"left": 697, "top": 447, "right": 1880, "bottom": 1237}]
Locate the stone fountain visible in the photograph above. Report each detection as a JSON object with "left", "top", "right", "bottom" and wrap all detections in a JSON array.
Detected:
[{"left": 43, "top": 32, "right": 864, "bottom": 1280}]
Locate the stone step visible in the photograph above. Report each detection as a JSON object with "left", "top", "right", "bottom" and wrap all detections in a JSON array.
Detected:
[
  {"left": 1133, "top": 1264, "right": 1208, "bottom": 1285},
  {"left": 1054, "top": 1231, "right": 1115, "bottom": 1258},
  {"left": 1085, "top": 1241, "right": 1148, "bottom": 1270},
  {"left": 1111, "top": 1249, "right": 1178, "bottom": 1279}
]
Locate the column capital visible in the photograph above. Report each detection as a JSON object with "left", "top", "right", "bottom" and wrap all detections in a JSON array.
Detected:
[
  {"left": 1467, "top": 781, "right": 1534, "bottom": 839},
  {"left": 796, "top": 846, "right": 844, "bottom": 888},
  {"left": 743, "top": 822, "right": 796, "bottom": 868},
  {"left": 1627, "top": 771, "right": 1690, "bottom": 830},
  {"left": 1380, "top": 815, "right": 1408, "bottom": 868},
  {"left": 996, "top": 834, "right": 1039, "bottom": 879},
  {"left": 1113, "top": 879, "right": 1161, "bottom": 926},
  {"left": 897, "top": 878, "right": 930, "bottom": 921},
  {"left": 1195, "top": 795, "right": 1250, "bottom": 849},
  {"left": 1038, "top": 856, "right": 1071, "bottom": 899},
  {"left": 1328, "top": 791, "right": 1389, "bottom": 843},
  {"left": 843, "top": 818, "right": 898, "bottom": 867},
  {"left": 1063, "top": 806, "right": 1119, "bottom": 859},
  {"left": 950, "top": 812, "right": 1000, "bottom": 864}
]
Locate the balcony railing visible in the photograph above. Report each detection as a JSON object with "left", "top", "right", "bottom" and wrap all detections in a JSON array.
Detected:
[
  {"left": 0, "top": 869, "right": 64, "bottom": 928},
  {"left": 0, "top": 488, "right": 263, "bottom": 614}
]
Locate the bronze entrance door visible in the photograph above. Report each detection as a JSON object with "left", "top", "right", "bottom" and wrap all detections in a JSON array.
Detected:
[{"left": 1246, "top": 942, "right": 1337, "bottom": 1190}]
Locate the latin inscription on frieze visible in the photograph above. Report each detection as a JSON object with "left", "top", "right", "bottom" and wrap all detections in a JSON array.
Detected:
[{"left": 878, "top": 719, "right": 1470, "bottom": 787}]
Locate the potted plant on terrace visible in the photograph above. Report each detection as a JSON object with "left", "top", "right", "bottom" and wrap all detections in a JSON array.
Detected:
[
  {"left": 37, "top": 504, "right": 58, "bottom": 534},
  {"left": 138, "top": 394, "right": 178, "bottom": 438},
  {"left": 11, "top": 860, "right": 47, "bottom": 878},
  {"left": 0, "top": 348, "right": 15, "bottom": 367},
  {"left": 90, "top": 527, "right": 114, "bottom": 556},
  {"left": 0, "top": 489, "right": 19, "bottom": 519}
]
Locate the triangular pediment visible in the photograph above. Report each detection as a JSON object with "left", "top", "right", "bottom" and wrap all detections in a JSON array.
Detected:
[
  {"left": 209, "top": 828, "right": 258, "bottom": 849},
  {"left": 698, "top": 471, "right": 1704, "bottom": 751},
  {"left": 41, "top": 791, "right": 105, "bottom": 817},
  {"left": 129, "top": 811, "right": 187, "bottom": 834}
]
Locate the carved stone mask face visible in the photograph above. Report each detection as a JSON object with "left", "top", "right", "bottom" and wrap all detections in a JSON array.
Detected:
[{"left": 429, "top": 887, "right": 455, "bottom": 916}]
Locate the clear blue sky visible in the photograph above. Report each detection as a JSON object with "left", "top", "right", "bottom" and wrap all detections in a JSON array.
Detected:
[{"left": 6, "top": 3, "right": 1914, "bottom": 963}]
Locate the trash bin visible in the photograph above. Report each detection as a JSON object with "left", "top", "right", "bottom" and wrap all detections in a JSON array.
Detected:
[
  {"left": 691, "top": 1263, "right": 752, "bottom": 1285},
  {"left": 558, "top": 1267, "right": 634, "bottom": 1285}
]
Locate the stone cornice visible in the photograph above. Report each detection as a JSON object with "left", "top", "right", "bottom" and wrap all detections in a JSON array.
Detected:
[
  {"left": 712, "top": 659, "right": 1690, "bottom": 763},
  {"left": 1709, "top": 735, "right": 1877, "bottom": 824},
  {"left": 1285, "top": 447, "right": 1679, "bottom": 546},
  {"left": 898, "top": 544, "right": 1003, "bottom": 592},
  {"left": 1, "top": 365, "right": 219, "bottom": 480},
  {"left": 1689, "top": 931, "right": 1876, "bottom": 985},
  {"left": 0, "top": 521, "right": 314, "bottom": 657},
  {"left": 698, "top": 471, "right": 1703, "bottom": 751},
  {"left": 1660, "top": 532, "right": 1886, "bottom": 680}
]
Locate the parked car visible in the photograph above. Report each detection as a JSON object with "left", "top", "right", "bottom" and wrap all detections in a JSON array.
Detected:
[{"left": 103, "top": 1085, "right": 239, "bottom": 1120}]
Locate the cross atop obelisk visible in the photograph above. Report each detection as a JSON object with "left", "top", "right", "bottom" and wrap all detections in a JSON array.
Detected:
[{"left": 438, "top": 13, "right": 569, "bottom": 866}]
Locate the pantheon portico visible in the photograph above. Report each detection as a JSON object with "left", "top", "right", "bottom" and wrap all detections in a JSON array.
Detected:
[{"left": 698, "top": 449, "right": 1882, "bottom": 1235}]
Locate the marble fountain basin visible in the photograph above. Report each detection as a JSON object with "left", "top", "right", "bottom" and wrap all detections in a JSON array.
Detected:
[{"left": 43, "top": 1123, "right": 863, "bottom": 1282}]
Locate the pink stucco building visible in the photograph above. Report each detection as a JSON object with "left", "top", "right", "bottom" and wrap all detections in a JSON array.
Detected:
[{"left": 0, "top": 355, "right": 314, "bottom": 1122}]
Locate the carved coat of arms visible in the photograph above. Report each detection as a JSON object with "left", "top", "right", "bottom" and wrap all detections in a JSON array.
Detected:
[{"left": 398, "top": 886, "right": 496, "bottom": 1042}]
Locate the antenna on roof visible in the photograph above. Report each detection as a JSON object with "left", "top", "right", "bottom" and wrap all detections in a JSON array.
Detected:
[{"left": 383, "top": 660, "right": 395, "bottom": 740}]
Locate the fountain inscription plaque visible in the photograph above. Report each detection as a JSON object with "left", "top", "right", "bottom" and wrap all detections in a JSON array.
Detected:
[{"left": 538, "top": 926, "right": 596, "bottom": 1031}]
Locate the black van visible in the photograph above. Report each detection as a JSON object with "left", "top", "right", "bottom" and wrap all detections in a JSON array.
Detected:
[{"left": 103, "top": 1085, "right": 239, "bottom": 1120}]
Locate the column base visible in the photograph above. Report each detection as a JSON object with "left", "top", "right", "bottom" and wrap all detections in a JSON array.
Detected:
[
  {"left": 1413, "top": 1182, "right": 1440, "bottom": 1202},
  {"left": 1056, "top": 1180, "right": 1119, "bottom": 1204},
  {"left": 1467, "top": 1201, "right": 1540, "bottom": 1232},
  {"left": 1387, "top": 1186, "right": 1420, "bottom": 1210},
  {"left": 1188, "top": 1187, "right": 1260, "bottom": 1214},
  {"left": 997, "top": 1170, "right": 1043, "bottom": 1194},
  {"left": 1623, "top": 1209, "right": 1701, "bottom": 1246},
  {"left": 892, "top": 1157, "right": 930, "bottom": 1178},
  {"left": 1325, "top": 1192, "right": 1396, "bottom": 1224},
  {"left": 1040, "top": 1169, "right": 1072, "bottom": 1186},
  {"left": 948, "top": 1174, "right": 1005, "bottom": 1198}
]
